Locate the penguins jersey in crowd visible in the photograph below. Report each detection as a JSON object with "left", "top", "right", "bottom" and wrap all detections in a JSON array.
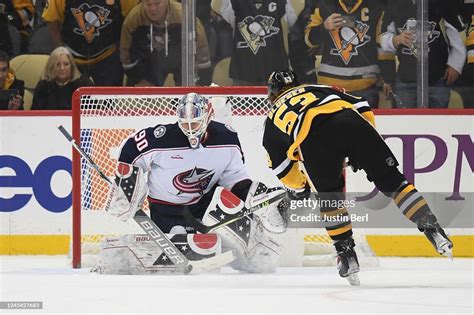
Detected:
[
  {"left": 262, "top": 84, "right": 373, "bottom": 190},
  {"left": 42, "top": 0, "right": 137, "bottom": 64},
  {"left": 118, "top": 121, "right": 249, "bottom": 205},
  {"left": 304, "top": 0, "right": 393, "bottom": 92},
  {"left": 380, "top": 0, "right": 465, "bottom": 84},
  {"left": 211, "top": 0, "right": 300, "bottom": 83}
]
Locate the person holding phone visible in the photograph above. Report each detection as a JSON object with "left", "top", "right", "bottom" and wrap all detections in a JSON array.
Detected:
[
  {"left": 0, "top": 50, "right": 24, "bottom": 110},
  {"left": 305, "top": 0, "right": 393, "bottom": 108}
]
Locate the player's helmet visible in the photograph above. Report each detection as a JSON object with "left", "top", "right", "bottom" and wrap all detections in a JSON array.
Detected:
[
  {"left": 267, "top": 70, "right": 299, "bottom": 103},
  {"left": 177, "top": 92, "right": 213, "bottom": 149}
]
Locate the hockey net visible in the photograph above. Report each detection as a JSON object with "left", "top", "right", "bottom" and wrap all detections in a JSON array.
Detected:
[{"left": 72, "top": 86, "right": 378, "bottom": 269}]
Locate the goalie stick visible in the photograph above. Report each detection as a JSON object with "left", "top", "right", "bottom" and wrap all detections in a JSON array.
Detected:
[
  {"left": 58, "top": 125, "right": 234, "bottom": 274},
  {"left": 183, "top": 188, "right": 287, "bottom": 234}
]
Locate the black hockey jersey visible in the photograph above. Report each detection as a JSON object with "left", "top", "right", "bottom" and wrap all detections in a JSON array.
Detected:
[
  {"left": 118, "top": 121, "right": 249, "bottom": 205},
  {"left": 262, "top": 84, "right": 372, "bottom": 189},
  {"left": 305, "top": 0, "right": 393, "bottom": 91},
  {"left": 42, "top": 0, "right": 137, "bottom": 63},
  {"left": 380, "top": 0, "right": 465, "bottom": 83},
  {"left": 212, "top": 0, "right": 298, "bottom": 84}
]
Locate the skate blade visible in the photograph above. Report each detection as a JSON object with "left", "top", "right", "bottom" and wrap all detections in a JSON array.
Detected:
[
  {"left": 346, "top": 274, "right": 360, "bottom": 286},
  {"left": 439, "top": 244, "right": 453, "bottom": 260}
]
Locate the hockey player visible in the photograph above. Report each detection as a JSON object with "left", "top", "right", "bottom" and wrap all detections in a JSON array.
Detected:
[
  {"left": 104, "top": 92, "right": 283, "bottom": 273},
  {"left": 263, "top": 70, "right": 453, "bottom": 285}
]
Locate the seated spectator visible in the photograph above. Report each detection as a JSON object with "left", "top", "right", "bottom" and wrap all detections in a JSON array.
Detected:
[
  {"left": 32, "top": 46, "right": 92, "bottom": 110},
  {"left": 121, "top": 0, "right": 212, "bottom": 86},
  {"left": 0, "top": 50, "right": 24, "bottom": 110}
]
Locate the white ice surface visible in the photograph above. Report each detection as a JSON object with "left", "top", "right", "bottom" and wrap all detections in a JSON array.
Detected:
[{"left": 0, "top": 256, "right": 473, "bottom": 314}]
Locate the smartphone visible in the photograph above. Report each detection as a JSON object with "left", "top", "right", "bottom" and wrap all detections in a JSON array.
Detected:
[{"left": 340, "top": 15, "right": 356, "bottom": 28}]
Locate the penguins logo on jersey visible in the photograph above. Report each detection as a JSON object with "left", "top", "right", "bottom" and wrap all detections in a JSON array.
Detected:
[
  {"left": 237, "top": 15, "right": 280, "bottom": 54},
  {"left": 329, "top": 21, "right": 370, "bottom": 65},
  {"left": 71, "top": 3, "right": 112, "bottom": 44},
  {"left": 398, "top": 20, "right": 440, "bottom": 57},
  {"left": 172, "top": 167, "right": 215, "bottom": 195}
]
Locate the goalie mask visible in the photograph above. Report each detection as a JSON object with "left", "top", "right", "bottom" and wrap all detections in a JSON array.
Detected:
[
  {"left": 267, "top": 70, "right": 299, "bottom": 104},
  {"left": 177, "top": 92, "right": 213, "bottom": 149}
]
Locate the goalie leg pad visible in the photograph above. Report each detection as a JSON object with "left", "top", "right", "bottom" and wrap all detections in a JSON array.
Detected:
[
  {"left": 94, "top": 234, "right": 223, "bottom": 275},
  {"left": 245, "top": 181, "right": 287, "bottom": 234},
  {"left": 202, "top": 190, "right": 282, "bottom": 273}
]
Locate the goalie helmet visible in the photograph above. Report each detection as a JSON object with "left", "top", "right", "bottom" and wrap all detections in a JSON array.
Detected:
[
  {"left": 267, "top": 70, "right": 299, "bottom": 104},
  {"left": 177, "top": 92, "right": 213, "bottom": 149}
]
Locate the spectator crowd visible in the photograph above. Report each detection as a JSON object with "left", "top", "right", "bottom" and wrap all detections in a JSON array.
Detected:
[{"left": 0, "top": 0, "right": 472, "bottom": 110}]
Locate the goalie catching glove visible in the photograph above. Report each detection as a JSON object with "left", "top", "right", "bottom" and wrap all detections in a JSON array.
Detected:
[{"left": 105, "top": 162, "right": 148, "bottom": 221}]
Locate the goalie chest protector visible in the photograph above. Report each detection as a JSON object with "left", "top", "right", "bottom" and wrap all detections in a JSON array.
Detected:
[{"left": 117, "top": 121, "right": 249, "bottom": 205}]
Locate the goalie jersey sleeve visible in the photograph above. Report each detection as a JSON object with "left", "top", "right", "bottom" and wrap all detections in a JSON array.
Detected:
[{"left": 117, "top": 121, "right": 250, "bottom": 205}]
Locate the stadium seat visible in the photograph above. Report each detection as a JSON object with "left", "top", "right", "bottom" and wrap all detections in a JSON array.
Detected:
[
  {"left": 22, "top": 89, "right": 33, "bottom": 110},
  {"left": 10, "top": 54, "right": 49, "bottom": 91},
  {"left": 212, "top": 57, "right": 232, "bottom": 86}
]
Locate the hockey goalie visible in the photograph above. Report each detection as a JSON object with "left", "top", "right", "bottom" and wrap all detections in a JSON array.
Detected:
[{"left": 96, "top": 92, "right": 287, "bottom": 274}]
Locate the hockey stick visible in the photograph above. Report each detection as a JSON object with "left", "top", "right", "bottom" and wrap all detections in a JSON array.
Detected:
[
  {"left": 58, "top": 125, "right": 234, "bottom": 274},
  {"left": 183, "top": 189, "right": 287, "bottom": 234}
]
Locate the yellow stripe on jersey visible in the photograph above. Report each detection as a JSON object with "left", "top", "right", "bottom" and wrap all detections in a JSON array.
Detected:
[
  {"left": 360, "top": 110, "right": 376, "bottom": 127},
  {"left": 468, "top": 55, "right": 474, "bottom": 64},
  {"left": 73, "top": 45, "right": 118, "bottom": 65},
  {"left": 378, "top": 51, "right": 396, "bottom": 60},
  {"left": 317, "top": 76, "right": 377, "bottom": 92},
  {"left": 280, "top": 162, "right": 307, "bottom": 190},
  {"left": 304, "top": 8, "right": 323, "bottom": 48},
  {"left": 288, "top": 100, "right": 353, "bottom": 161}
]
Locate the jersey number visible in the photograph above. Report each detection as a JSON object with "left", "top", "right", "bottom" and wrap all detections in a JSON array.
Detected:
[
  {"left": 272, "top": 92, "right": 318, "bottom": 135},
  {"left": 134, "top": 130, "right": 148, "bottom": 151}
]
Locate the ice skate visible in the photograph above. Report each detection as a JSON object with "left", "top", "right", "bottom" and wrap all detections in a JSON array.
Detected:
[
  {"left": 335, "top": 237, "right": 360, "bottom": 286},
  {"left": 418, "top": 214, "right": 453, "bottom": 259}
]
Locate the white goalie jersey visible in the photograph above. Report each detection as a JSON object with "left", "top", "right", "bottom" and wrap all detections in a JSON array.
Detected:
[{"left": 117, "top": 120, "right": 250, "bottom": 205}]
